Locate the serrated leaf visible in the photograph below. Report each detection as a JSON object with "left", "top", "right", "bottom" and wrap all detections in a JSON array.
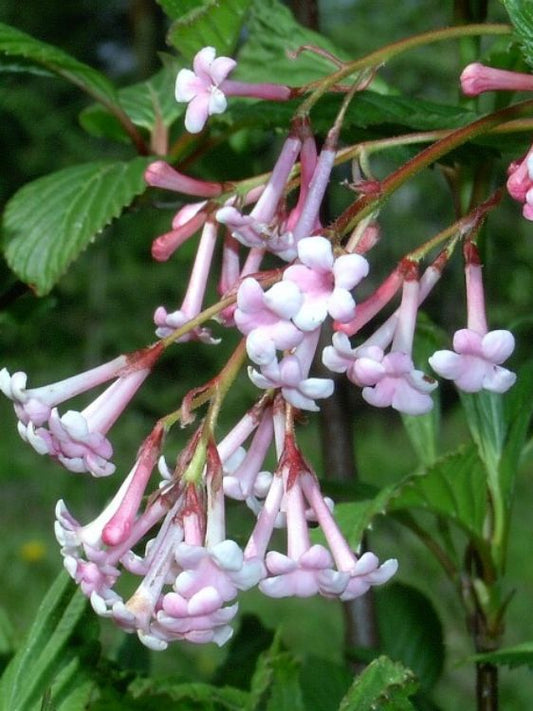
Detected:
[
  {"left": 375, "top": 583, "right": 444, "bottom": 692},
  {"left": 466, "top": 641, "right": 533, "bottom": 669},
  {"left": 2, "top": 157, "right": 151, "bottom": 295},
  {"left": 235, "top": 0, "right": 350, "bottom": 86},
  {"left": 0, "top": 572, "right": 91, "bottom": 711},
  {"left": 390, "top": 444, "right": 488, "bottom": 544},
  {"left": 503, "top": 0, "right": 533, "bottom": 68},
  {"left": 128, "top": 678, "right": 249, "bottom": 710},
  {"left": 167, "top": 0, "right": 252, "bottom": 61},
  {"left": 338, "top": 656, "right": 418, "bottom": 711},
  {"left": 248, "top": 634, "right": 304, "bottom": 711},
  {"left": 156, "top": 0, "right": 199, "bottom": 21},
  {"left": 0, "top": 22, "right": 118, "bottom": 108},
  {"left": 80, "top": 64, "right": 184, "bottom": 141}
]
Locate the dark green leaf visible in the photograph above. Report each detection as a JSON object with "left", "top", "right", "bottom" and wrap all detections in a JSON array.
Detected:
[
  {"left": 128, "top": 678, "right": 249, "bottom": 710},
  {"left": 299, "top": 657, "right": 352, "bottom": 711},
  {"left": 0, "top": 572, "right": 92, "bottom": 711},
  {"left": 375, "top": 583, "right": 444, "bottom": 692},
  {"left": 248, "top": 634, "right": 304, "bottom": 711},
  {"left": 235, "top": 0, "right": 350, "bottom": 86},
  {"left": 0, "top": 22, "right": 118, "bottom": 108},
  {"left": 79, "top": 64, "right": 184, "bottom": 141},
  {"left": 390, "top": 444, "right": 488, "bottom": 544},
  {"left": 500, "top": 360, "right": 533, "bottom": 506},
  {"left": 503, "top": 0, "right": 533, "bottom": 68},
  {"left": 167, "top": 0, "right": 252, "bottom": 61},
  {"left": 338, "top": 656, "right": 418, "bottom": 711},
  {"left": 156, "top": 0, "right": 200, "bottom": 21},
  {"left": 2, "top": 157, "right": 152, "bottom": 295},
  {"left": 466, "top": 641, "right": 533, "bottom": 669}
]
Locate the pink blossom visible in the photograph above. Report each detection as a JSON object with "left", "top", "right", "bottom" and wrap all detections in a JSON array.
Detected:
[
  {"left": 234, "top": 277, "right": 304, "bottom": 365},
  {"left": 429, "top": 329, "right": 516, "bottom": 393},
  {"left": 284, "top": 236, "right": 369, "bottom": 331},
  {"left": 175, "top": 47, "right": 237, "bottom": 133},
  {"left": 460, "top": 62, "right": 533, "bottom": 97},
  {"left": 507, "top": 149, "right": 533, "bottom": 220},
  {"left": 429, "top": 245, "right": 516, "bottom": 393}
]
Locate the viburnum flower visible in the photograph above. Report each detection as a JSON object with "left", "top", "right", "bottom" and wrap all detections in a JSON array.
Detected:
[
  {"left": 176, "top": 46, "right": 291, "bottom": 133},
  {"left": 323, "top": 267, "right": 437, "bottom": 415},
  {"left": 1, "top": 345, "right": 162, "bottom": 476},
  {"left": 429, "top": 243, "right": 516, "bottom": 393},
  {"left": 460, "top": 62, "right": 533, "bottom": 220},
  {"left": 234, "top": 277, "right": 304, "bottom": 365},
  {"left": 283, "top": 236, "right": 369, "bottom": 331}
]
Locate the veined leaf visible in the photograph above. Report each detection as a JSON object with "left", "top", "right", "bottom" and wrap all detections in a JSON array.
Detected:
[
  {"left": 156, "top": 0, "right": 199, "bottom": 21},
  {"left": 247, "top": 634, "right": 304, "bottom": 711},
  {"left": 2, "top": 157, "right": 152, "bottom": 296},
  {"left": 128, "top": 677, "right": 249, "bottom": 709},
  {"left": 0, "top": 22, "right": 118, "bottom": 108},
  {"left": 390, "top": 444, "right": 488, "bottom": 544},
  {"left": 79, "top": 64, "right": 184, "bottom": 141},
  {"left": 167, "top": 0, "right": 252, "bottom": 61},
  {"left": 503, "top": 0, "right": 533, "bottom": 68},
  {"left": 0, "top": 572, "right": 92, "bottom": 711},
  {"left": 235, "top": 0, "right": 351, "bottom": 86},
  {"left": 338, "top": 656, "right": 418, "bottom": 711}
]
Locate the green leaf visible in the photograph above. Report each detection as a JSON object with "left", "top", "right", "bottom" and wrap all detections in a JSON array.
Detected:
[
  {"left": 128, "top": 678, "right": 249, "bottom": 710},
  {"left": 299, "top": 657, "right": 352, "bottom": 711},
  {"left": 374, "top": 583, "right": 444, "bottom": 692},
  {"left": 2, "top": 157, "right": 152, "bottom": 295},
  {"left": 466, "top": 641, "right": 533, "bottom": 669},
  {"left": 167, "top": 0, "right": 252, "bottom": 61},
  {"left": 459, "top": 390, "right": 505, "bottom": 479},
  {"left": 390, "top": 444, "right": 488, "bottom": 544},
  {"left": 248, "top": 634, "right": 305, "bottom": 711},
  {"left": 0, "top": 572, "right": 92, "bottom": 711},
  {"left": 503, "top": 0, "right": 533, "bottom": 68},
  {"left": 338, "top": 656, "right": 418, "bottom": 711},
  {"left": 79, "top": 64, "right": 184, "bottom": 141},
  {"left": 156, "top": 0, "right": 200, "bottom": 21},
  {"left": 499, "top": 360, "right": 533, "bottom": 506},
  {"left": 0, "top": 22, "right": 118, "bottom": 108},
  {"left": 235, "top": 0, "right": 350, "bottom": 86}
]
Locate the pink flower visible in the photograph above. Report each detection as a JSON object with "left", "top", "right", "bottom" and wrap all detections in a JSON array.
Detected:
[
  {"left": 429, "top": 329, "right": 516, "bottom": 393},
  {"left": 460, "top": 62, "right": 533, "bottom": 97},
  {"left": 507, "top": 149, "right": 533, "bottom": 220},
  {"left": 429, "top": 243, "right": 516, "bottom": 393},
  {"left": 284, "top": 236, "right": 369, "bottom": 331},
  {"left": 234, "top": 277, "right": 304, "bottom": 365},
  {"left": 175, "top": 47, "right": 237, "bottom": 133}
]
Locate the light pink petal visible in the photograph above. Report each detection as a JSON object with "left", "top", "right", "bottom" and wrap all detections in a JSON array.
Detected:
[
  {"left": 292, "top": 301, "right": 328, "bottom": 331},
  {"left": 207, "top": 87, "right": 228, "bottom": 116},
  {"left": 298, "top": 377, "right": 334, "bottom": 400},
  {"left": 210, "top": 540, "right": 243, "bottom": 571},
  {"left": 391, "top": 379, "right": 434, "bottom": 415},
  {"left": 352, "top": 357, "right": 385, "bottom": 385},
  {"left": 453, "top": 328, "right": 483, "bottom": 355},
  {"left": 327, "top": 288, "right": 356, "bottom": 322},
  {"left": 175, "top": 69, "right": 205, "bottom": 102},
  {"left": 265, "top": 551, "right": 297, "bottom": 574},
  {"left": 429, "top": 350, "right": 465, "bottom": 380},
  {"left": 193, "top": 46, "right": 217, "bottom": 77},
  {"left": 297, "top": 236, "right": 334, "bottom": 272},
  {"left": 482, "top": 366, "right": 517, "bottom": 393},
  {"left": 209, "top": 56, "right": 237, "bottom": 85},
  {"left": 362, "top": 380, "right": 396, "bottom": 408},
  {"left": 453, "top": 357, "right": 489, "bottom": 392},
  {"left": 333, "top": 254, "right": 369, "bottom": 289},
  {"left": 321, "top": 346, "right": 352, "bottom": 374},
  {"left": 481, "top": 330, "right": 515, "bottom": 363},
  {"left": 283, "top": 388, "right": 320, "bottom": 412},
  {"left": 300, "top": 544, "right": 334, "bottom": 569},
  {"left": 188, "top": 586, "right": 223, "bottom": 616},
  {"left": 264, "top": 281, "right": 303, "bottom": 319},
  {"left": 184, "top": 95, "right": 211, "bottom": 133}
]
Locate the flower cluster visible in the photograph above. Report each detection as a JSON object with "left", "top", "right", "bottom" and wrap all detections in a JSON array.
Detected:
[{"left": 0, "top": 47, "right": 518, "bottom": 649}]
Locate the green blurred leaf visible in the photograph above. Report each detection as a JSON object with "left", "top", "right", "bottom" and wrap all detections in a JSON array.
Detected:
[
  {"left": 0, "top": 22, "right": 118, "bottom": 108},
  {"left": 167, "top": 0, "right": 252, "bottom": 61},
  {"left": 338, "top": 656, "right": 418, "bottom": 711},
  {"left": 248, "top": 634, "right": 304, "bottom": 711},
  {"left": 500, "top": 360, "right": 533, "bottom": 506},
  {"left": 235, "top": 0, "right": 350, "bottom": 86},
  {"left": 390, "top": 444, "right": 488, "bottom": 544},
  {"left": 299, "top": 657, "right": 352, "bottom": 711},
  {"left": 0, "top": 572, "right": 93, "bottom": 711},
  {"left": 2, "top": 157, "right": 152, "bottom": 296},
  {"left": 375, "top": 583, "right": 444, "bottom": 692},
  {"left": 79, "top": 64, "right": 184, "bottom": 141},
  {"left": 156, "top": 0, "right": 199, "bottom": 21},
  {"left": 466, "top": 641, "right": 533, "bottom": 669},
  {"left": 503, "top": 0, "right": 533, "bottom": 68},
  {"left": 128, "top": 678, "right": 249, "bottom": 710},
  {"left": 459, "top": 390, "right": 505, "bottom": 479}
]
